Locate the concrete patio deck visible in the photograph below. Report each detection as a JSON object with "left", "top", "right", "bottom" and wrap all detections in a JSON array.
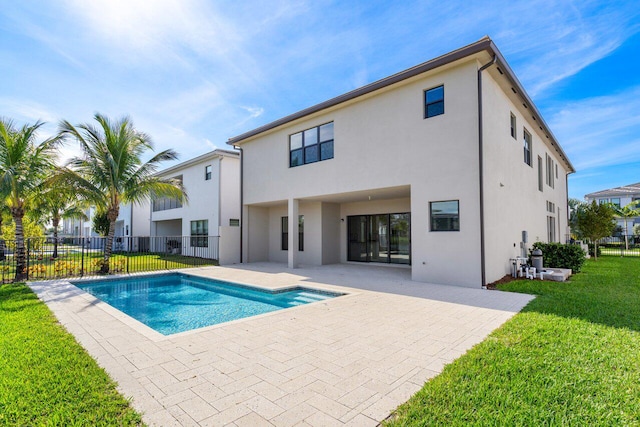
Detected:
[{"left": 29, "top": 263, "right": 534, "bottom": 426}]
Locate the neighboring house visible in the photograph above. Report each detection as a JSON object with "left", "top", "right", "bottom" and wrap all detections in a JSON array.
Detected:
[
  {"left": 62, "top": 203, "right": 150, "bottom": 249},
  {"left": 227, "top": 37, "right": 574, "bottom": 288},
  {"left": 585, "top": 182, "right": 640, "bottom": 234},
  {"left": 150, "top": 149, "right": 241, "bottom": 264}
]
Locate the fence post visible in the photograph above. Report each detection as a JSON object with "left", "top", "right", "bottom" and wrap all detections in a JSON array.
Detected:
[
  {"left": 25, "top": 239, "right": 30, "bottom": 281},
  {"left": 81, "top": 238, "right": 85, "bottom": 277}
]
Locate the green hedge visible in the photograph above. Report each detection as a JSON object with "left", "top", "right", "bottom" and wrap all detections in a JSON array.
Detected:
[{"left": 531, "top": 242, "right": 586, "bottom": 273}]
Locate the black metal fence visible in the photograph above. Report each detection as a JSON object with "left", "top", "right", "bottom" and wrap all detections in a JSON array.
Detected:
[
  {"left": 596, "top": 235, "right": 640, "bottom": 257},
  {"left": 0, "top": 236, "right": 219, "bottom": 283}
]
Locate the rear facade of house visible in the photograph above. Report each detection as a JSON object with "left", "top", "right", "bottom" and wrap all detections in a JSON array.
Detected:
[{"left": 229, "top": 37, "right": 574, "bottom": 287}]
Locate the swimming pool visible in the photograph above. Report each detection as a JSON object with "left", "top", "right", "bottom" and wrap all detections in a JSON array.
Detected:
[{"left": 73, "top": 273, "right": 341, "bottom": 335}]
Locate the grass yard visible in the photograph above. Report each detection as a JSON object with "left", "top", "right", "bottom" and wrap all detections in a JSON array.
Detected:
[
  {"left": 387, "top": 256, "right": 640, "bottom": 426},
  {"left": 0, "top": 283, "right": 144, "bottom": 426}
]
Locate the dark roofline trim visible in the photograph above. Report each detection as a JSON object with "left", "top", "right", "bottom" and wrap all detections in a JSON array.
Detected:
[{"left": 227, "top": 36, "right": 575, "bottom": 173}]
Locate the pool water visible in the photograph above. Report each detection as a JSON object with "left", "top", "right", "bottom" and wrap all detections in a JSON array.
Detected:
[{"left": 73, "top": 273, "right": 340, "bottom": 335}]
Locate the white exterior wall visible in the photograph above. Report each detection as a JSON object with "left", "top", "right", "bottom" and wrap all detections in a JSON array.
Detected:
[
  {"left": 241, "top": 58, "right": 484, "bottom": 287},
  {"left": 220, "top": 156, "right": 241, "bottom": 227},
  {"left": 151, "top": 151, "right": 241, "bottom": 263},
  {"left": 237, "top": 52, "right": 572, "bottom": 287},
  {"left": 482, "top": 70, "right": 570, "bottom": 283}
]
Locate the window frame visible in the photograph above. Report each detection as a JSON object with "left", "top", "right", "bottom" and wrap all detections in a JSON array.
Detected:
[
  {"left": 289, "top": 122, "right": 334, "bottom": 168},
  {"left": 424, "top": 85, "right": 445, "bottom": 119},
  {"left": 281, "top": 215, "right": 304, "bottom": 251},
  {"left": 510, "top": 113, "right": 517, "bottom": 139},
  {"left": 430, "top": 200, "right": 460, "bottom": 232},
  {"left": 205, "top": 165, "right": 212, "bottom": 180},
  {"left": 190, "top": 219, "right": 209, "bottom": 248},
  {"left": 523, "top": 128, "right": 532, "bottom": 167},
  {"left": 537, "top": 156, "right": 543, "bottom": 192}
]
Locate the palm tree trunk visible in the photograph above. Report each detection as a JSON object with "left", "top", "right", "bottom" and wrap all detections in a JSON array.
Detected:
[
  {"left": 102, "top": 207, "right": 119, "bottom": 274},
  {"left": 623, "top": 218, "right": 629, "bottom": 251},
  {"left": 52, "top": 216, "right": 60, "bottom": 258},
  {"left": 12, "top": 207, "right": 27, "bottom": 281}
]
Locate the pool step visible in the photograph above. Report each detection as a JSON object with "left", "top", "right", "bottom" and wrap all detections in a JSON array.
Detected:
[{"left": 286, "top": 292, "right": 332, "bottom": 306}]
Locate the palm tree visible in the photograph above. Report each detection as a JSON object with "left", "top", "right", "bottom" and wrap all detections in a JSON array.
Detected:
[
  {"left": 58, "top": 113, "right": 186, "bottom": 274},
  {"left": 612, "top": 200, "right": 640, "bottom": 250},
  {"left": 31, "top": 182, "right": 88, "bottom": 258},
  {"left": 0, "top": 118, "right": 60, "bottom": 280}
]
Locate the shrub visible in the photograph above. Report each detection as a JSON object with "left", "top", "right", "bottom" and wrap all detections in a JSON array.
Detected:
[{"left": 531, "top": 242, "right": 586, "bottom": 273}]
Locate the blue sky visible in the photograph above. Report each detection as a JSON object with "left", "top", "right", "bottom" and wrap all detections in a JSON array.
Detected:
[{"left": 1, "top": 0, "right": 639, "bottom": 200}]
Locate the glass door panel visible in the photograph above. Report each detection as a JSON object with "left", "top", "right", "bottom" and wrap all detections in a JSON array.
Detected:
[
  {"left": 390, "top": 213, "right": 410, "bottom": 264},
  {"left": 347, "top": 216, "right": 368, "bottom": 262},
  {"left": 370, "top": 214, "right": 389, "bottom": 263}
]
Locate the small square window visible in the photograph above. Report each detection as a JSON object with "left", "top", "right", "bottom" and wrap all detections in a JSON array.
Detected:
[
  {"left": 205, "top": 165, "right": 212, "bottom": 180},
  {"left": 424, "top": 85, "right": 444, "bottom": 118},
  {"left": 430, "top": 200, "right": 459, "bottom": 231}
]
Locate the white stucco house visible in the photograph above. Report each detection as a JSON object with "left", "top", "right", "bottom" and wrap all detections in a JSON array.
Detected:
[
  {"left": 62, "top": 203, "right": 150, "bottom": 249},
  {"left": 150, "top": 149, "right": 241, "bottom": 264},
  {"left": 227, "top": 37, "right": 574, "bottom": 288},
  {"left": 585, "top": 182, "right": 640, "bottom": 234}
]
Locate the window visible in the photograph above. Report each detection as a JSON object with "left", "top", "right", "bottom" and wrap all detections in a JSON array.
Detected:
[
  {"left": 152, "top": 176, "right": 183, "bottom": 211},
  {"left": 547, "top": 201, "right": 555, "bottom": 213},
  {"left": 281, "top": 215, "right": 304, "bottom": 251},
  {"left": 510, "top": 113, "right": 517, "bottom": 139},
  {"left": 152, "top": 197, "right": 182, "bottom": 212},
  {"left": 424, "top": 85, "right": 444, "bottom": 118},
  {"left": 430, "top": 200, "right": 459, "bottom": 231},
  {"left": 546, "top": 154, "right": 555, "bottom": 188},
  {"left": 537, "top": 156, "right": 543, "bottom": 192},
  {"left": 205, "top": 165, "right": 212, "bottom": 180},
  {"left": 289, "top": 122, "right": 334, "bottom": 167},
  {"left": 555, "top": 164, "right": 558, "bottom": 179},
  {"left": 229, "top": 219, "right": 240, "bottom": 226},
  {"left": 523, "top": 129, "right": 532, "bottom": 166},
  {"left": 547, "top": 215, "right": 556, "bottom": 242},
  {"left": 611, "top": 198, "right": 621, "bottom": 208},
  {"left": 190, "top": 220, "right": 208, "bottom": 247}
]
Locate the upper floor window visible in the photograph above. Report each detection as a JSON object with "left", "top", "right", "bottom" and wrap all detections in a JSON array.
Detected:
[
  {"left": 510, "top": 113, "right": 517, "bottom": 139},
  {"left": 546, "top": 154, "right": 555, "bottom": 189},
  {"left": 523, "top": 129, "right": 532, "bottom": 166},
  {"left": 537, "top": 156, "right": 543, "bottom": 192},
  {"left": 424, "top": 85, "right": 444, "bottom": 118},
  {"left": 152, "top": 197, "right": 182, "bottom": 212},
  {"left": 205, "top": 165, "right": 212, "bottom": 180},
  {"left": 290, "top": 122, "right": 334, "bottom": 167}
]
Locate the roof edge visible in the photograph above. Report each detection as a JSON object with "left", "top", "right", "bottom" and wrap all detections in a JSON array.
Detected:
[
  {"left": 227, "top": 37, "right": 493, "bottom": 145},
  {"left": 155, "top": 148, "right": 239, "bottom": 177}
]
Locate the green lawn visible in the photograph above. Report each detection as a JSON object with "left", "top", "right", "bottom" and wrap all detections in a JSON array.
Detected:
[
  {"left": 0, "top": 283, "right": 144, "bottom": 426},
  {"left": 386, "top": 256, "right": 640, "bottom": 426}
]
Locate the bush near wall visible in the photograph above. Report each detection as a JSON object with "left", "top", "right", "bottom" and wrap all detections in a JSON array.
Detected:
[{"left": 531, "top": 242, "right": 586, "bottom": 273}]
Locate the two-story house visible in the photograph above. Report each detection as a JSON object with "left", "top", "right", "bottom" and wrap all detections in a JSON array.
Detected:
[
  {"left": 150, "top": 149, "right": 241, "bottom": 264},
  {"left": 585, "top": 182, "right": 640, "bottom": 234},
  {"left": 227, "top": 37, "right": 574, "bottom": 288}
]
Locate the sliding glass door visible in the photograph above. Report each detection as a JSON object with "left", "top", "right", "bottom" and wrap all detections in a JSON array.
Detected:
[{"left": 347, "top": 213, "right": 410, "bottom": 264}]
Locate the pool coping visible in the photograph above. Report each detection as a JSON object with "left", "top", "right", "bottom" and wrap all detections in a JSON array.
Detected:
[
  {"left": 59, "top": 270, "right": 357, "bottom": 341},
  {"left": 28, "top": 263, "right": 534, "bottom": 426}
]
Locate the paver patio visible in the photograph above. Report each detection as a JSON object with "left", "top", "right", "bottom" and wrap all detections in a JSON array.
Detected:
[{"left": 29, "top": 263, "right": 533, "bottom": 426}]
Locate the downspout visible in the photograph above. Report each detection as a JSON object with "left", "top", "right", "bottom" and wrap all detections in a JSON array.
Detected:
[
  {"left": 477, "top": 55, "right": 496, "bottom": 288},
  {"left": 236, "top": 146, "right": 244, "bottom": 263}
]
